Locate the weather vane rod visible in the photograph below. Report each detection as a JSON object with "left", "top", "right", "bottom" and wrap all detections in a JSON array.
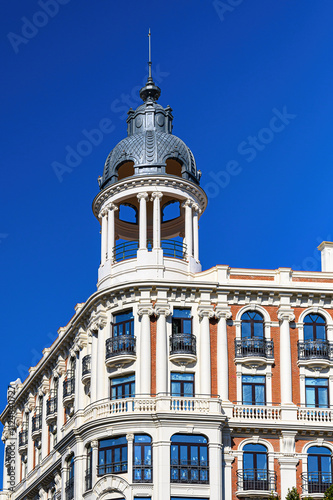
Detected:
[{"left": 148, "top": 28, "right": 152, "bottom": 80}]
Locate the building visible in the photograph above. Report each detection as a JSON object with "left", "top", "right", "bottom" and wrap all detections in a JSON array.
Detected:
[{"left": 1, "top": 54, "right": 333, "bottom": 500}]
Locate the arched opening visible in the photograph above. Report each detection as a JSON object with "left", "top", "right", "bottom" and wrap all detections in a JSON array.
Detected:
[
  {"left": 117, "top": 161, "right": 134, "bottom": 181},
  {"left": 241, "top": 311, "right": 264, "bottom": 339},
  {"left": 162, "top": 200, "right": 181, "bottom": 222},
  {"left": 304, "top": 314, "right": 326, "bottom": 341},
  {"left": 166, "top": 158, "right": 182, "bottom": 178},
  {"left": 242, "top": 443, "right": 269, "bottom": 491},
  {"left": 306, "top": 446, "right": 332, "bottom": 493},
  {"left": 118, "top": 204, "right": 138, "bottom": 224}
]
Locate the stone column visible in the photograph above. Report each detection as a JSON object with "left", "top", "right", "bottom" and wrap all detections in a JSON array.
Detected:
[
  {"left": 222, "top": 452, "right": 235, "bottom": 500},
  {"left": 155, "top": 306, "right": 171, "bottom": 396},
  {"left": 107, "top": 203, "right": 118, "bottom": 262},
  {"left": 183, "top": 199, "right": 193, "bottom": 258},
  {"left": 151, "top": 192, "right": 163, "bottom": 249},
  {"left": 73, "top": 349, "right": 81, "bottom": 413},
  {"left": 198, "top": 308, "right": 214, "bottom": 396},
  {"left": 137, "top": 193, "right": 149, "bottom": 250},
  {"left": 91, "top": 440, "right": 99, "bottom": 489},
  {"left": 215, "top": 308, "right": 232, "bottom": 401},
  {"left": 192, "top": 203, "right": 200, "bottom": 262},
  {"left": 40, "top": 392, "right": 48, "bottom": 460},
  {"left": 26, "top": 407, "right": 33, "bottom": 473},
  {"left": 279, "top": 431, "right": 299, "bottom": 499},
  {"left": 74, "top": 454, "right": 84, "bottom": 499},
  {"left": 138, "top": 307, "right": 154, "bottom": 396},
  {"left": 126, "top": 433, "right": 134, "bottom": 484},
  {"left": 90, "top": 330, "right": 98, "bottom": 402},
  {"left": 61, "top": 460, "right": 68, "bottom": 500},
  {"left": 209, "top": 439, "right": 223, "bottom": 500},
  {"left": 278, "top": 308, "right": 295, "bottom": 405},
  {"left": 153, "top": 436, "right": 170, "bottom": 500},
  {"left": 100, "top": 209, "right": 108, "bottom": 265}
]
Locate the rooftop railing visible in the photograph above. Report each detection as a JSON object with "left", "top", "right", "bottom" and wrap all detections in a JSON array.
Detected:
[{"left": 112, "top": 239, "right": 187, "bottom": 262}]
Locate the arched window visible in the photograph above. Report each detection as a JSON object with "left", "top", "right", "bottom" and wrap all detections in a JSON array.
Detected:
[
  {"left": 162, "top": 201, "right": 180, "bottom": 222},
  {"left": 243, "top": 443, "right": 268, "bottom": 491},
  {"left": 307, "top": 446, "right": 332, "bottom": 493},
  {"left": 170, "top": 434, "right": 208, "bottom": 484},
  {"left": 241, "top": 311, "right": 264, "bottom": 339},
  {"left": 118, "top": 204, "right": 138, "bottom": 224},
  {"left": 304, "top": 314, "right": 326, "bottom": 341},
  {"left": 133, "top": 434, "right": 152, "bottom": 483},
  {"left": 66, "top": 455, "right": 74, "bottom": 500}
]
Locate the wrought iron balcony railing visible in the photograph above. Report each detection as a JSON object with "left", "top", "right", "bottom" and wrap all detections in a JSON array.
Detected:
[
  {"left": 170, "top": 333, "right": 196, "bottom": 356},
  {"left": 63, "top": 373, "right": 75, "bottom": 399},
  {"left": 85, "top": 468, "right": 92, "bottom": 491},
  {"left": 46, "top": 392, "right": 58, "bottom": 416},
  {"left": 112, "top": 239, "right": 187, "bottom": 262},
  {"left": 82, "top": 355, "right": 91, "bottom": 377},
  {"left": 237, "top": 469, "right": 277, "bottom": 492},
  {"left": 298, "top": 340, "right": 333, "bottom": 361},
  {"left": 97, "top": 460, "right": 127, "bottom": 476},
  {"left": 301, "top": 471, "right": 333, "bottom": 494},
  {"left": 235, "top": 338, "right": 274, "bottom": 359},
  {"left": 32, "top": 409, "right": 42, "bottom": 433},
  {"left": 19, "top": 425, "right": 28, "bottom": 448},
  {"left": 170, "top": 460, "right": 209, "bottom": 484},
  {"left": 65, "top": 477, "right": 74, "bottom": 500},
  {"left": 105, "top": 336, "right": 136, "bottom": 359},
  {"left": 133, "top": 461, "right": 153, "bottom": 483}
]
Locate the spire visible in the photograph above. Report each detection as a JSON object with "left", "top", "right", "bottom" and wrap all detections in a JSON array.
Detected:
[{"left": 140, "top": 29, "right": 161, "bottom": 102}]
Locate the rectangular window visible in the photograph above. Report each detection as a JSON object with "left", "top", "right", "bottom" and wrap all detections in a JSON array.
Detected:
[
  {"left": 98, "top": 436, "right": 128, "bottom": 475},
  {"left": 133, "top": 435, "right": 152, "bottom": 483},
  {"left": 171, "top": 373, "right": 194, "bottom": 397},
  {"left": 110, "top": 374, "right": 135, "bottom": 400},
  {"left": 242, "top": 375, "right": 266, "bottom": 405},
  {"left": 113, "top": 310, "right": 134, "bottom": 337},
  {"left": 305, "top": 378, "right": 329, "bottom": 408},
  {"left": 172, "top": 308, "right": 192, "bottom": 335}
]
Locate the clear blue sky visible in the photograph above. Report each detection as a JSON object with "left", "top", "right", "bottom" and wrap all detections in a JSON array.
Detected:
[{"left": 1, "top": 0, "right": 333, "bottom": 478}]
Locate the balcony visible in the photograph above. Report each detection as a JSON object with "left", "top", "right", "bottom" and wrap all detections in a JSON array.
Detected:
[
  {"left": 236, "top": 469, "right": 277, "bottom": 497},
  {"left": 234, "top": 338, "right": 274, "bottom": 365},
  {"left": 18, "top": 425, "right": 28, "bottom": 454},
  {"left": 170, "top": 460, "right": 209, "bottom": 484},
  {"left": 169, "top": 333, "right": 197, "bottom": 364},
  {"left": 297, "top": 406, "right": 333, "bottom": 423},
  {"left": 97, "top": 460, "right": 127, "bottom": 476},
  {"left": 301, "top": 472, "right": 333, "bottom": 495},
  {"left": 85, "top": 468, "right": 92, "bottom": 491},
  {"left": 82, "top": 355, "right": 91, "bottom": 385},
  {"left": 298, "top": 340, "right": 333, "bottom": 368},
  {"left": 65, "top": 477, "right": 74, "bottom": 500},
  {"left": 31, "top": 409, "right": 42, "bottom": 440},
  {"left": 63, "top": 374, "right": 75, "bottom": 406},
  {"left": 232, "top": 404, "right": 281, "bottom": 422},
  {"left": 112, "top": 239, "right": 187, "bottom": 263},
  {"left": 46, "top": 392, "right": 58, "bottom": 424},
  {"left": 105, "top": 336, "right": 136, "bottom": 368}
]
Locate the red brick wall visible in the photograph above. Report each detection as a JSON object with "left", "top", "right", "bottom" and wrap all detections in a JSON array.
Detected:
[
  {"left": 210, "top": 318, "right": 218, "bottom": 397},
  {"left": 150, "top": 315, "right": 157, "bottom": 396}
]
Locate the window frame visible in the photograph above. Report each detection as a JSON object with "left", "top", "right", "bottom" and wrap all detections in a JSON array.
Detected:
[
  {"left": 241, "top": 311, "right": 264, "bottom": 339},
  {"left": 110, "top": 374, "right": 135, "bottom": 400},
  {"left": 112, "top": 310, "right": 134, "bottom": 338},
  {"left": 133, "top": 434, "right": 153, "bottom": 483},
  {"left": 98, "top": 436, "right": 128, "bottom": 476},
  {"left": 171, "top": 372, "right": 195, "bottom": 397},
  {"left": 305, "top": 378, "right": 329, "bottom": 408},
  {"left": 242, "top": 375, "right": 266, "bottom": 406},
  {"left": 304, "top": 314, "right": 327, "bottom": 341},
  {"left": 170, "top": 434, "right": 209, "bottom": 484},
  {"left": 172, "top": 308, "right": 192, "bottom": 336}
]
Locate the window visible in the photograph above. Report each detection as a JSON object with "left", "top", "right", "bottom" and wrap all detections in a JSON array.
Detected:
[
  {"left": 65, "top": 456, "right": 74, "bottom": 500},
  {"left": 98, "top": 436, "right": 127, "bottom": 475},
  {"left": 113, "top": 310, "right": 134, "bottom": 337},
  {"left": 304, "top": 314, "right": 326, "bottom": 341},
  {"left": 170, "top": 434, "right": 208, "bottom": 484},
  {"left": 307, "top": 446, "right": 332, "bottom": 493},
  {"left": 110, "top": 374, "right": 135, "bottom": 400},
  {"left": 85, "top": 445, "right": 92, "bottom": 491},
  {"left": 118, "top": 203, "right": 138, "bottom": 224},
  {"left": 171, "top": 373, "right": 194, "bottom": 397},
  {"left": 243, "top": 443, "right": 268, "bottom": 491},
  {"left": 242, "top": 375, "right": 266, "bottom": 405},
  {"left": 172, "top": 308, "right": 192, "bottom": 335},
  {"left": 133, "top": 435, "right": 152, "bottom": 483},
  {"left": 162, "top": 200, "right": 180, "bottom": 222},
  {"left": 305, "top": 378, "right": 329, "bottom": 408},
  {"left": 241, "top": 311, "right": 264, "bottom": 338}
]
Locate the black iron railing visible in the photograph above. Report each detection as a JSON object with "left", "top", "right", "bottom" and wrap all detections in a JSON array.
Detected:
[
  {"left": 63, "top": 373, "right": 75, "bottom": 399},
  {"left": 237, "top": 469, "right": 277, "bottom": 491},
  {"left": 235, "top": 338, "right": 274, "bottom": 359},
  {"left": 19, "top": 425, "right": 28, "bottom": 447},
  {"left": 170, "top": 333, "right": 196, "bottom": 356},
  {"left": 161, "top": 239, "right": 186, "bottom": 259},
  {"left": 298, "top": 340, "right": 333, "bottom": 361},
  {"left": 113, "top": 241, "right": 139, "bottom": 262},
  {"left": 65, "top": 477, "right": 74, "bottom": 500},
  {"left": 105, "top": 336, "right": 136, "bottom": 359},
  {"left": 32, "top": 409, "right": 42, "bottom": 433},
  {"left": 301, "top": 472, "right": 333, "bottom": 494},
  {"left": 170, "top": 460, "right": 209, "bottom": 484},
  {"left": 82, "top": 355, "right": 91, "bottom": 377},
  {"left": 97, "top": 461, "right": 127, "bottom": 475},
  {"left": 85, "top": 468, "right": 92, "bottom": 491},
  {"left": 112, "top": 239, "right": 187, "bottom": 262},
  {"left": 133, "top": 462, "right": 153, "bottom": 483},
  {"left": 46, "top": 391, "right": 58, "bottom": 416}
]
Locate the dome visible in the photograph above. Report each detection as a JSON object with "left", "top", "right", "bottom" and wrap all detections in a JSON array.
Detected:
[{"left": 99, "top": 78, "right": 201, "bottom": 190}]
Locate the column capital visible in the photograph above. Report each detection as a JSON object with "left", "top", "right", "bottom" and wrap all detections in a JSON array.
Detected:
[
  {"left": 138, "top": 306, "right": 154, "bottom": 317},
  {"left": 181, "top": 198, "right": 192, "bottom": 208},
  {"left": 91, "top": 440, "right": 98, "bottom": 449},
  {"left": 107, "top": 202, "right": 118, "bottom": 212},
  {"left": 215, "top": 308, "right": 232, "bottom": 320},
  {"left": 99, "top": 208, "right": 109, "bottom": 218},
  {"left": 126, "top": 433, "right": 134, "bottom": 442},
  {"left": 155, "top": 305, "right": 171, "bottom": 317},
  {"left": 278, "top": 308, "right": 295, "bottom": 322},
  {"left": 192, "top": 203, "right": 202, "bottom": 214},
  {"left": 198, "top": 307, "right": 215, "bottom": 319},
  {"left": 150, "top": 191, "right": 163, "bottom": 201},
  {"left": 137, "top": 192, "right": 149, "bottom": 201}
]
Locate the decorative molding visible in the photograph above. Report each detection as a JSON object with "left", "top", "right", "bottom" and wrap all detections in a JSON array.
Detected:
[
  {"left": 215, "top": 307, "right": 232, "bottom": 320},
  {"left": 155, "top": 305, "right": 171, "bottom": 316},
  {"left": 137, "top": 306, "right": 154, "bottom": 317},
  {"left": 198, "top": 307, "right": 215, "bottom": 319},
  {"left": 137, "top": 192, "right": 149, "bottom": 201},
  {"left": 277, "top": 308, "right": 295, "bottom": 322}
]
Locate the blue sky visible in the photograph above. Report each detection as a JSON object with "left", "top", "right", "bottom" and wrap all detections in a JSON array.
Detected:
[{"left": 1, "top": 0, "right": 333, "bottom": 479}]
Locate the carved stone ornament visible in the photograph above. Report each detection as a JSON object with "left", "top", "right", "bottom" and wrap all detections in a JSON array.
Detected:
[
  {"left": 76, "top": 328, "right": 88, "bottom": 349},
  {"left": 91, "top": 440, "right": 99, "bottom": 449},
  {"left": 155, "top": 305, "right": 171, "bottom": 317},
  {"left": 137, "top": 192, "right": 149, "bottom": 201},
  {"left": 88, "top": 313, "right": 108, "bottom": 334},
  {"left": 277, "top": 308, "right": 295, "bottom": 322},
  {"left": 198, "top": 307, "right": 215, "bottom": 319},
  {"left": 56, "top": 357, "right": 66, "bottom": 377},
  {"left": 215, "top": 308, "right": 232, "bottom": 320},
  {"left": 150, "top": 191, "right": 163, "bottom": 201},
  {"left": 137, "top": 306, "right": 154, "bottom": 317}
]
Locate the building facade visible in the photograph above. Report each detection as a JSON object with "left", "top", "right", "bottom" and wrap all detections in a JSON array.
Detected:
[{"left": 1, "top": 66, "right": 333, "bottom": 500}]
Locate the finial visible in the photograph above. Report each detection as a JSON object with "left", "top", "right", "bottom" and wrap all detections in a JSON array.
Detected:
[{"left": 140, "top": 29, "right": 161, "bottom": 103}]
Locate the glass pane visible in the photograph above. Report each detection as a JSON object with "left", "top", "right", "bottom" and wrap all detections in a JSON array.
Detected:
[
  {"left": 134, "top": 445, "right": 141, "bottom": 464},
  {"left": 306, "top": 378, "right": 328, "bottom": 386},
  {"left": 114, "top": 311, "right": 133, "bottom": 323},
  {"left": 253, "top": 321, "right": 264, "bottom": 338},
  {"left": 180, "top": 446, "right": 187, "bottom": 464},
  {"left": 242, "top": 384, "right": 253, "bottom": 405},
  {"left": 255, "top": 384, "right": 265, "bottom": 405},
  {"left": 257, "top": 453, "right": 267, "bottom": 470},
  {"left": 171, "top": 382, "right": 181, "bottom": 396},
  {"left": 184, "top": 382, "right": 194, "bottom": 397},
  {"left": 122, "top": 446, "right": 127, "bottom": 466},
  {"left": 106, "top": 449, "right": 112, "bottom": 464},
  {"left": 171, "top": 445, "right": 178, "bottom": 463},
  {"left": 144, "top": 446, "right": 152, "bottom": 465},
  {"left": 321, "top": 456, "right": 332, "bottom": 474},
  {"left": 308, "top": 455, "right": 318, "bottom": 472},
  {"left": 244, "top": 453, "right": 254, "bottom": 469},
  {"left": 241, "top": 322, "right": 251, "bottom": 338},
  {"left": 243, "top": 375, "right": 265, "bottom": 383},
  {"left": 309, "top": 446, "right": 331, "bottom": 455},
  {"left": 318, "top": 387, "right": 328, "bottom": 408},
  {"left": 316, "top": 324, "right": 326, "bottom": 340},
  {"left": 190, "top": 446, "right": 199, "bottom": 464},
  {"left": 171, "top": 434, "right": 207, "bottom": 444},
  {"left": 134, "top": 435, "right": 151, "bottom": 443},
  {"left": 304, "top": 324, "right": 313, "bottom": 341},
  {"left": 173, "top": 308, "right": 191, "bottom": 318},
  {"left": 244, "top": 444, "right": 267, "bottom": 453},
  {"left": 111, "top": 375, "right": 135, "bottom": 385},
  {"left": 171, "top": 373, "right": 194, "bottom": 381},
  {"left": 200, "top": 446, "right": 208, "bottom": 464},
  {"left": 306, "top": 387, "right": 316, "bottom": 407},
  {"left": 183, "top": 319, "right": 192, "bottom": 334},
  {"left": 99, "top": 451, "right": 105, "bottom": 464},
  {"left": 172, "top": 318, "right": 181, "bottom": 335}
]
